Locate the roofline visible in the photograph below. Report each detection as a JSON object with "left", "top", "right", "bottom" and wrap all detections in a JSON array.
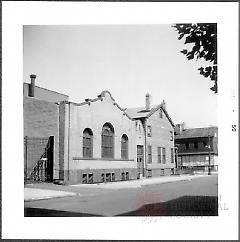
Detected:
[
  {"left": 58, "top": 90, "right": 134, "bottom": 121},
  {"left": 175, "top": 135, "right": 215, "bottom": 139},
  {"left": 146, "top": 104, "right": 175, "bottom": 127},
  {"left": 24, "top": 82, "right": 69, "bottom": 98}
]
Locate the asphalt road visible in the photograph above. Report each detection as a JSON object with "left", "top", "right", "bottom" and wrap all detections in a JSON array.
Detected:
[{"left": 25, "top": 174, "right": 218, "bottom": 216}]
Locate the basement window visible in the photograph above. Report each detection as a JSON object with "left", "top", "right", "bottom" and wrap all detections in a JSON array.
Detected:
[
  {"left": 111, "top": 173, "right": 115, "bottom": 182},
  {"left": 161, "top": 169, "right": 164, "bottom": 176},
  {"left": 88, "top": 173, "right": 93, "bottom": 184},
  {"left": 82, "top": 173, "right": 87, "bottom": 184},
  {"left": 106, "top": 173, "right": 111, "bottom": 182},
  {"left": 101, "top": 173, "right": 105, "bottom": 183},
  {"left": 147, "top": 169, "right": 152, "bottom": 178}
]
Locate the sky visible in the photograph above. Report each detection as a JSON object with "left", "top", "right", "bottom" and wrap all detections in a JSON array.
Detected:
[{"left": 23, "top": 25, "right": 218, "bottom": 128}]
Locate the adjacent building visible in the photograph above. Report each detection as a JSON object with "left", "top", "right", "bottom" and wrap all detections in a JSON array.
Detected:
[
  {"left": 125, "top": 94, "right": 175, "bottom": 178},
  {"left": 174, "top": 124, "right": 218, "bottom": 172}
]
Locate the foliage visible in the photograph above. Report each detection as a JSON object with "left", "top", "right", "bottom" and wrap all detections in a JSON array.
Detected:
[{"left": 173, "top": 23, "right": 217, "bottom": 93}]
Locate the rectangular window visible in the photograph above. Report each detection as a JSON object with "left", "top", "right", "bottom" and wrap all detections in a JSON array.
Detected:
[
  {"left": 161, "top": 169, "right": 164, "bottom": 176},
  {"left": 88, "top": 173, "right": 93, "bottom": 184},
  {"left": 126, "top": 172, "right": 129, "bottom": 180},
  {"left": 121, "top": 172, "right": 125, "bottom": 181},
  {"left": 194, "top": 142, "right": 198, "bottom": 149},
  {"left": 111, "top": 173, "right": 115, "bottom": 182},
  {"left": 171, "top": 168, "right": 174, "bottom": 175},
  {"left": 82, "top": 173, "right": 87, "bottom": 184},
  {"left": 170, "top": 131, "right": 173, "bottom": 141},
  {"left": 162, "top": 147, "right": 166, "bottom": 164},
  {"left": 101, "top": 173, "right": 105, "bottom": 183},
  {"left": 157, "top": 147, "right": 162, "bottom": 163},
  {"left": 147, "top": 170, "right": 152, "bottom": 178},
  {"left": 147, "top": 146, "right": 152, "bottom": 163},
  {"left": 185, "top": 143, "right": 189, "bottom": 150},
  {"left": 147, "top": 125, "right": 152, "bottom": 137},
  {"left": 171, "top": 148, "right": 174, "bottom": 163},
  {"left": 106, "top": 173, "right": 111, "bottom": 182}
]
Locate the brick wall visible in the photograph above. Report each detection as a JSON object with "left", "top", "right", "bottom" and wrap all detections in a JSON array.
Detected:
[{"left": 24, "top": 97, "right": 60, "bottom": 179}]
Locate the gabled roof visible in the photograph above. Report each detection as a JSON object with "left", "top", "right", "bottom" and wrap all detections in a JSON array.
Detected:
[
  {"left": 125, "top": 104, "right": 175, "bottom": 127},
  {"left": 175, "top": 126, "right": 218, "bottom": 139}
]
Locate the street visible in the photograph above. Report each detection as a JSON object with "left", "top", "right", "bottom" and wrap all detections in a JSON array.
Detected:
[{"left": 25, "top": 174, "right": 218, "bottom": 216}]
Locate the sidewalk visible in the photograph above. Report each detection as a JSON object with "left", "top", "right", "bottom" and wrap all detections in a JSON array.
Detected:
[
  {"left": 24, "top": 188, "right": 76, "bottom": 202},
  {"left": 25, "top": 174, "right": 212, "bottom": 201}
]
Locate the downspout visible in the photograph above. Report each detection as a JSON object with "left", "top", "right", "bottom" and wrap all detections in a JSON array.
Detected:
[
  {"left": 143, "top": 118, "right": 147, "bottom": 178},
  {"left": 67, "top": 102, "right": 70, "bottom": 181}
]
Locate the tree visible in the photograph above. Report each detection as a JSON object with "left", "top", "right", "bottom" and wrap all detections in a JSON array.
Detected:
[{"left": 173, "top": 23, "right": 217, "bottom": 93}]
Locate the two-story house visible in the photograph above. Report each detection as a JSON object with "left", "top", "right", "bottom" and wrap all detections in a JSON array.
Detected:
[{"left": 174, "top": 124, "right": 218, "bottom": 172}]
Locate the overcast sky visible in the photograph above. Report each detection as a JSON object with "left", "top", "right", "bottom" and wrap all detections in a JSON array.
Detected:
[{"left": 23, "top": 25, "right": 217, "bottom": 128}]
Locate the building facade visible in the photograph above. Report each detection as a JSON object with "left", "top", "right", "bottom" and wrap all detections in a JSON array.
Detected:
[
  {"left": 58, "top": 91, "right": 138, "bottom": 184},
  {"left": 24, "top": 75, "right": 176, "bottom": 184},
  {"left": 126, "top": 95, "right": 176, "bottom": 178},
  {"left": 174, "top": 124, "right": 218, "bottom": 172}
]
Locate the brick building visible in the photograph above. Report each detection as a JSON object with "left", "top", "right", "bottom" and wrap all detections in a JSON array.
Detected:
[
  {"left": 174, "top": 124, "right": 218, "bottom": 172},
  {"left": 126, "top": 94, "right": 175, "bottom": 178},
  {"left": 24, "top": 75, "right": 176, "bottom": 184},
  {"left": 24, "top": 75, "right": 68, "bottom": 182}
]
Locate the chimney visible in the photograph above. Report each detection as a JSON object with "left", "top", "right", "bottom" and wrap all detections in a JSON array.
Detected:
[
  {"left": 29, "top": 74, "right": 36, "bottom": 97},
  {"left": 162, "top": 99, "right": 166, "bottom": 109},
  {"left": 146, "top": 93, "right": 150, "bottom": 110}
]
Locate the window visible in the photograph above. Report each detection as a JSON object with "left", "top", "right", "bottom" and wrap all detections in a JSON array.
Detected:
[
  {"left": 101, "top": 123, "right": 114, "bottom": 158},
  {"left": 203, "top": 141, "right": 207, "bottom": 148},
  {"left": 126, "top": 172, "right": 129, "bottom": 180},
  {"left": 83, "top": 128, "right": 93, "bottom": 157},
  {"left": 170, "top": 131, "right": 173, "bottom": 141},
  {"left": 157, "top": 147, "right": 162, "bottom": 163},
  {"left": 161, "top": 169, "right": 164, "bottom": 176},
  {"left": 82, "top": 173, "right": 87, "bottom": 184},
  {"left": 147, "top": 125, "right": 152, "bottom": 137},
  {"left": 194, "top": 142, "right": 198, "bottom": 149},
  {"left": 121, "top": 172, "right": 125, "bottom": 181},
  {"left": 121, "top": 134, "right": 128, "bottom": 159},
  {"left": 111, "top": 173, "right": 115, "bottom": 182},
  {"left": 106, "top": 173, "right": 111, "bottom": 182},
  {"left": 162, "top": 147, "right": 166, "bottom": 164},
  {"left": 171, "top": 148, "right": 174, "bottom": 163},
  {"left": 101, "top": 173, "right": 105, "bottom": 183},
  {"left": 159, "top": 109, "right": 163, "bottom": 118},
  {"left": 185, "top": 143, "right": 189, "bottom": 150},
  {"left": 147, "top": 146, "right": 152, "bottom": 163},
  {"left": 88, "top": 173, "right": 93, "bottom": 183},
  {"left": 171, "top": 168, "right": 174, "bottom": 175},
  {"left": 147, "top": 170, "right": 152, "bottom": 178}
]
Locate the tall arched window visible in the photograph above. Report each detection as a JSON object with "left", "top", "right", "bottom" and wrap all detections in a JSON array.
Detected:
[
  {"left": 121, "top": 134, "right": 128, "bottom": 159},
  {"left": 101, "top": 123, "right": 114, "bottom": 158},
  {"left": 83, "top": 128, "right": 93, "bottom": 158}
]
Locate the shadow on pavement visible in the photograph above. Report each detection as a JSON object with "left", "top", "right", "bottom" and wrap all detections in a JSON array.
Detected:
[
  {"left": 24, "top": 207, "right": 103, "bottom": 217},
  {"left": 117, "top": 196, "right": 218, "bottom": 216}
]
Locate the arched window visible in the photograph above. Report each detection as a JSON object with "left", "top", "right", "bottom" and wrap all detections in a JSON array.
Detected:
[
  {"left": 121, "top": 134, "right": 129, "bottom": 159},
  {"left": 101, "top": 123, "right": 114, "bottom": 158},
  {"left": 83, "top": 128, "right": 93, "bottom": 158}
]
